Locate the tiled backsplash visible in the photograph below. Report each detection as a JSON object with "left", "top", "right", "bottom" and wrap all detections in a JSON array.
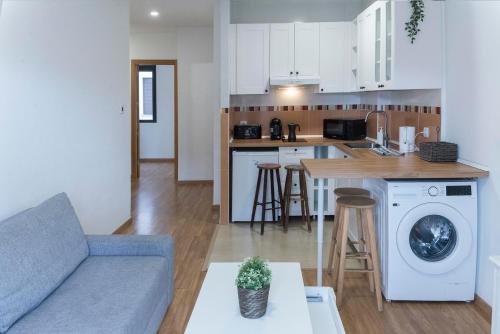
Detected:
[{"left": 228, "top": 103, "right": 441, "bottom": 146}]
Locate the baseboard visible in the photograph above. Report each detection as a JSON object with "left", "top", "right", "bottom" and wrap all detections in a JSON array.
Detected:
[
  {"left": 177, "top": 180, "right": 213, "bottom": 185},
  {"left": 140, "top": 158, "right": 174, "bottom": 163},
  {"left": 113, "top": 217, "right": 133, "bottom": 234},
  {"left": 474, "top": 294, "right": 492, "bottom": 323}
]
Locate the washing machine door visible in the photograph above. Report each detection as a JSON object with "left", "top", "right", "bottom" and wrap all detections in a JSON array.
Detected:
[{"left": 396, "top": 202, "right": 472, "bottom": 275}]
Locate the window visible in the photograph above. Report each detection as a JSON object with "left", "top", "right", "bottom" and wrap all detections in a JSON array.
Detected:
[{"left": 138, "top": 65, "right": 157, "bottom": 123}]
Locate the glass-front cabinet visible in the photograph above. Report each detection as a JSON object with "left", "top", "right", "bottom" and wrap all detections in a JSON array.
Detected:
[{"left": 373, "top": 0, "right": 392, "bottom": 89}]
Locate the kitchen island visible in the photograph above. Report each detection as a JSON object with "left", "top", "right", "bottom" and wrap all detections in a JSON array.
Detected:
[{"left": 299, "top": 146, "right": 489, "bottom": 286}]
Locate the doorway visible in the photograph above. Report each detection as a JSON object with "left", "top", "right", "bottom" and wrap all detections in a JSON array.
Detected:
[{"left": 131, "top": 60, "right": 178, "bottom": 180}]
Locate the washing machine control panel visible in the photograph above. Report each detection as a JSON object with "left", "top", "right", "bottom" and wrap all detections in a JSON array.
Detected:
[{"left": 422, "top": 185, "right": 445, "bottom": 197}]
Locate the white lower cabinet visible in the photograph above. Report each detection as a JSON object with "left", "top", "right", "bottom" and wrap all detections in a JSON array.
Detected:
[{"left": 279, "top": 147, "right": 314, "bottom": 216}]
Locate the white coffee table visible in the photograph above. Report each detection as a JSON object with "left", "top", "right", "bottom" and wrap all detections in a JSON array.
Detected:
[{"left": 185, "top": 262, "right": 345, "bottom": 334}]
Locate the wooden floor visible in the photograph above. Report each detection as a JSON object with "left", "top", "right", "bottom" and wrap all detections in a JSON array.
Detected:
[{"left": 122, "top": 162, "right": 491, "bottom": 334}]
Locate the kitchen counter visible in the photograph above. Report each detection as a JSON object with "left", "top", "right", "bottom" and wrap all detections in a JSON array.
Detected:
[
  {"left": 301, "top": 155, "right": 489, "bottom": 179},
  {"left": 230, "top": 137, "right": 489, "bottom": 179},
  {"left": 229, "top": 137, "right": 366, "bottom": 148}
]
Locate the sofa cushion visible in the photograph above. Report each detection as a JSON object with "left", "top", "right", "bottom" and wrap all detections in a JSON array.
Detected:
[
  {"left": 0, "top": 193, "right": 89, "bottom": 333},
  {"left": 7, "top": 256, "right": 171, "bottom": 334}
]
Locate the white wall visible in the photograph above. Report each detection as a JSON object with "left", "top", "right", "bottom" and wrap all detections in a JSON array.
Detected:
[
  {"left": 213, "top": 0, "right": 231, "bottom": 205},
  {"left": 443, "top": 1, "right": 500, "bottom": 305},
  {"left": 177, "top": 27, "right": 215, "bottom": 181},
  {"left": 359, "top": 89, "right": 441, "bottom": 106},
  {"left": 231, "top": 87, "right": 361, "bottom": 107},
  {"left": 130, "top": 30, "right": 177, "bottom": 59},
  {"left": 140, "top": 65, "right": 175, "bottom": 159},
  {"left": 0, "top": 0, "right": 131, "bottom": 234},
  {"left": 231, "top": 0, "right": 364, "bottom": 23},
  {"left": 130, "top": 26, "right": 215, "bottom": 181}
]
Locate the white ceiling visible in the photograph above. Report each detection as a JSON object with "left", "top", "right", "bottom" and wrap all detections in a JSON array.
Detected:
[
  {"left": 130, "top": 0, "right": 368, "bottom": 29},
  {"left": 130, "top": 0, "right": 217, "bottom": 29}
]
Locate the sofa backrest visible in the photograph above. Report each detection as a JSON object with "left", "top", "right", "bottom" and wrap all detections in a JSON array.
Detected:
[{"left": 0, "top": 193, "right": 89, "bottom": 333}]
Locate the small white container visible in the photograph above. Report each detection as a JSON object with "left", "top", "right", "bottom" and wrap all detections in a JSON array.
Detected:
[
  {"left": 399, "top": 127, "right": 409, "bottom": 153},
  {"left": 376, "top": 127, "right": 384, "bottom": 146}
]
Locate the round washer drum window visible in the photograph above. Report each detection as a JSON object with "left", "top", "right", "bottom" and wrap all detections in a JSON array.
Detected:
[{"left": 409, "top": 215, "right": 457, "bottom": 262}]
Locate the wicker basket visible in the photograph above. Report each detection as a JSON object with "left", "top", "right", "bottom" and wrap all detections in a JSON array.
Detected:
[{"left": 419, "top": 142, "right": 458, "bottom": 162}]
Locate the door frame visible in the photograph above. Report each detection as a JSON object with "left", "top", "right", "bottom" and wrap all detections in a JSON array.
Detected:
[{"left": 131, "top": 59, "right": 178, "bottom": 180}]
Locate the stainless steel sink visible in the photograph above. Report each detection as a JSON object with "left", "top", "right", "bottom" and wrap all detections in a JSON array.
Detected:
[
  {"left": 344, "top": 142, "right": 378, "bottom": 149},
  {"left": 370, "top": 146, "right": 404, "bottom": 157}
]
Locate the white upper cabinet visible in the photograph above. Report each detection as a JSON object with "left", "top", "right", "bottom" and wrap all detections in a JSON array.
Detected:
[
  {"left": 318, "top": 22, "right": 349, "bottom": 93},
  {"left": 270, "top": 22, "right": 320, "bottom": 83},
  {"left": 229, "top": 1, "right": 442, "bottom": 95},
  {"left": 356, "top": 0, "right": 443, "bottom": 91},
  {"left": 294, "top": 23, "right": 320, "bottom": 79},
  {"left": 235, "top": 24, "right": 270, "bottom": 95},
  {"left": 357, "top": 9, "right": 376, "bottom": 90},
  {"left": 270, "top": 23, "right": 295, "bottom": 80}
]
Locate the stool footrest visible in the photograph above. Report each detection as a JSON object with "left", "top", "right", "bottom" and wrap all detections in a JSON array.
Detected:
[
  {"left": 346, "top": 252, "right": 371, "bottom": 260},
  {"left": 344, "top": 269, "right": 375, "bottom": 273}
]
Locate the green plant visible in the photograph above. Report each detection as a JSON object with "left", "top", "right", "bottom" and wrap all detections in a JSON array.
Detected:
[
  {"left": 405, "top": 0, "right": 425, "bottom": 44},
  {"left": 236, "top": 257, "right": 272, "bottom": 290}
]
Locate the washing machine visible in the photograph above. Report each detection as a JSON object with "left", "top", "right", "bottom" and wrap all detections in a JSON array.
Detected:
[{"left": 364, "top": 179, "right": 477, "bottom": 301}]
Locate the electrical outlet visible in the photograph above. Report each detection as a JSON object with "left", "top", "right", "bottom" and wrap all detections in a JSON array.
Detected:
[{"left": 423, "top": 127, "right": 430, "bottom": 138}]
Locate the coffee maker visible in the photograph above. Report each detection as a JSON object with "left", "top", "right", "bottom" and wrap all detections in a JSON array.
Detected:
[
  {"left": 288, "top": 123, "right": 301, "bottom": 142},
  {"left": 269, "top": 118, "right": 283, "bottom": 140}
]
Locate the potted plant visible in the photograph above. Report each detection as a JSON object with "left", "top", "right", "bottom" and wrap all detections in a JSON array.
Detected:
[{"left": 235, "top": 257, "right": 272, "bottom": 319}]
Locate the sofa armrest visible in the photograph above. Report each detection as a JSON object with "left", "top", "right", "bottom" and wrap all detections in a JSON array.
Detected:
[{"left": 86, "top": 235, "right": 174, "bottom": 257}]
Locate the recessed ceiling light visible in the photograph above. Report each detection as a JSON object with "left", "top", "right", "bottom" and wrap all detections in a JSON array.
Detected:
[{"left": 150, "top": 10, "right": 159, "bottom": 17}]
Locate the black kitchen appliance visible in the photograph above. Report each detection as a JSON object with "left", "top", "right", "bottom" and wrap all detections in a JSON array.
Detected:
[
  {"left": 323, "top": 119, "right": 366, "bottom": 140},
  {"left": 269, "top": 118, "right": 283, "bottom": 140},
  {"left": 233, "top": 124, "right": 262, "bottom": 140},
  {"left": 287, "top": 123, "right": 301, "bottom": 142}
]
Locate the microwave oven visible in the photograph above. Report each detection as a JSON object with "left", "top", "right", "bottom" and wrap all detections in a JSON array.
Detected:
[
  {"left": 233, "top": 124, "right": 262, "bottom": 140},
  {"left": 323, "top": 119, "right": 367, "bottom": 140}
]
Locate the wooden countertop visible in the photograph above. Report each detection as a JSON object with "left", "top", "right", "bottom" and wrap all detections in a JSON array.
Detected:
[
  {"left": 230, "top": 137, "right": 365, "bottom": 148},
  {"left": 301, "top": 153, "right": 489, "bottom": 179},
  {"left": 229, "top": 137, "right": 489, "bottom": 180}
]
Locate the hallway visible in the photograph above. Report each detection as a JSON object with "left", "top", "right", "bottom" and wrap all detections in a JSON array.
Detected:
[{"left": 121, "top": 162, "right": 218, "bottom": 333}]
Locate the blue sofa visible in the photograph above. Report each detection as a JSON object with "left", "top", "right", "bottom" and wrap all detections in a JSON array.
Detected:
[{"left": 0, "top": 193, "right": 174, "bottom": 334}]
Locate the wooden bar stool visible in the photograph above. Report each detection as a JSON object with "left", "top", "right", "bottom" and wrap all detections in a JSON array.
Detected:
[
  {"left": 251, "top": 163, "right": 283, "bottom": 235},
  {"left": 331, "top": 196, "right": 383, "bottom": 312},
  {"left": 281, "top": 164, "right": 311, "bottom": 233},
  {"left": 328, "top": 187, "right": 371, "bottom": 274}
]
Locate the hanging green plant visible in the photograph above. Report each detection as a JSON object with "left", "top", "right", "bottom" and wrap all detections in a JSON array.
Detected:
[{"left": 405, "top": 0, "right": 425, "bottom": 44}]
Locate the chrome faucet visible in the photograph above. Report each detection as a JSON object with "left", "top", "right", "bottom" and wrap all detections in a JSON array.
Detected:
[{"left": 365, "top": 110, "right": 389, "bottom": 148}]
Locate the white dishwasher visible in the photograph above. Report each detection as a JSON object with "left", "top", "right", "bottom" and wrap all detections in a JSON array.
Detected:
[{"left": 232, "top": 150, "right": 279, "bottom": 222}]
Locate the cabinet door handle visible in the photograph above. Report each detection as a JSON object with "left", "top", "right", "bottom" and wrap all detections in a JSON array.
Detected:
[
  {"left": 296, "top": 71, "right": 299, "bottom": 75},
  {"left": 378, "top": 84, "right": 385, "bottom": 88},
  {"left": 265, "top": 89, "right": 268, "bottom": 93},
  {"left": 290, "top": 71, "right": 293, "bottom": 75},
  {"left": 360, "top": 86, "right": 366, "bottom": 90},
  {"left": 321, "top": 88, "right": 324, "bottom": 92}
]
